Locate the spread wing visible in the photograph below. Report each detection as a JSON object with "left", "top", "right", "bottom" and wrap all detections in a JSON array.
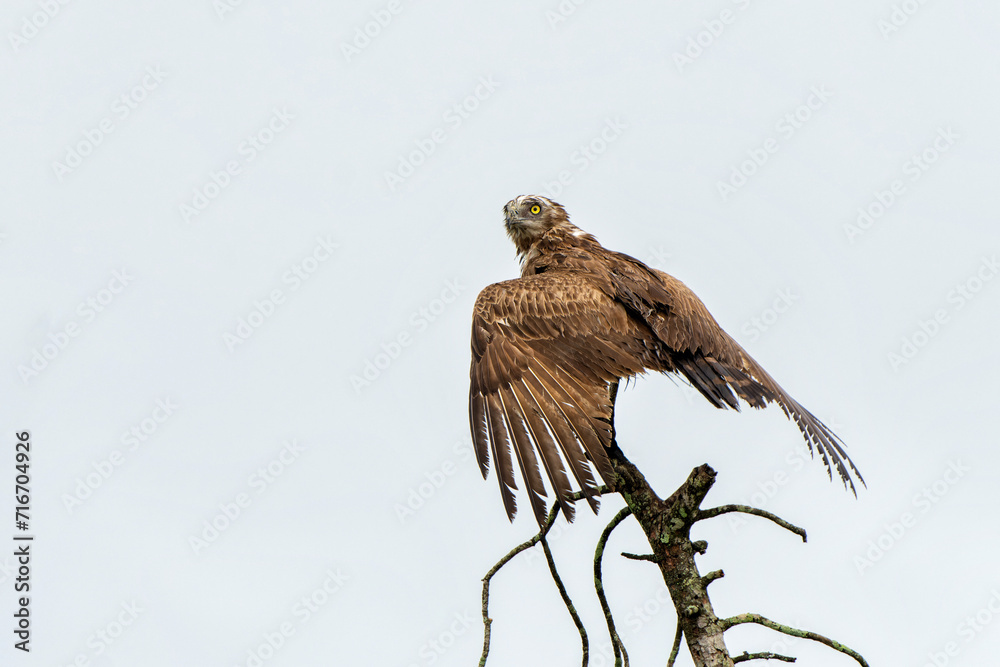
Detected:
[
  {"left": 607, "top": 252, "right": 864, "bottom": 494},
  {"left": 470, "top": 252, "right": 863, "bottom": 526},
  {"left": 468, "top": 271, "right": 663, "bottom": 525}
]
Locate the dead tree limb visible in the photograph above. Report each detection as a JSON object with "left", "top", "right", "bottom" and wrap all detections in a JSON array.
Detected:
[
  {"left": 721, "top": 614, "right": 870, "bottom": 667},
  {"left": 478, "top": 419, "right": 869, "bottom": 667},
  {"left": 695, "top": 505, "right": 807, "bottom": 542},
  {"left": 593, "top": 506, "right": 632, "bottom": 667},
  {"left": 478, "top": 486, "right": 610, "bottom": 667},
  {"left": 620, "top": 552, "right": 657, "bottom": 562},
  {"left": 732, "top": 651, "right": 796, "bottom": 663},
  {"left": 667, "top": 618, "right": 684, "bottom": 667},
  {"left": 541, "top": 534, "right": 588, "bottom": 666},
  {"left": 606, "top": 444, "right": 734, "bottom": 665},
  {"left": 603, "top": 443, "right": 869, "bottom": 666}
]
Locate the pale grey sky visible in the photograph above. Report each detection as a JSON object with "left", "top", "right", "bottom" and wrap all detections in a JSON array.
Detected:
[{"left": 2, "top": 1, "right": 999, "bottom": 665}]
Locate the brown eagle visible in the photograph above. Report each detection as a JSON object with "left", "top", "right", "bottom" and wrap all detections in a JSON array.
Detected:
[{"left": 468, "top": 195, "right": 862, "bottom": 526}]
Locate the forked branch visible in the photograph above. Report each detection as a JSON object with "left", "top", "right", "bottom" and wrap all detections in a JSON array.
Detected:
[
  {"left": 479, "top": 450, "right": 869, "bottom": 667},
  {"left": 478, "top": 486, "right": 610, "bottom": 667}
]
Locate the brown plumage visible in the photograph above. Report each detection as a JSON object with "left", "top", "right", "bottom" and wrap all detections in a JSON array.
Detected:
[{"left": 469, "top": 195, "right": 863, "bottom": 526}]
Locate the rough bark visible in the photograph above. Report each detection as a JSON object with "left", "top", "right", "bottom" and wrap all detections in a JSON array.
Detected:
[{"left": 607, "top": 443, "right": 733, "bottom": 666}]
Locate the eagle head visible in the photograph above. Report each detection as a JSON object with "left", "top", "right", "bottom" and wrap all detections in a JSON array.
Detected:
[{"left": 503, "top": 195, "right": 571, "bottom": 256}]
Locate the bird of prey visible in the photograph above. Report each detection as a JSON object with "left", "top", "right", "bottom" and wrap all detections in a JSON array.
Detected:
[{"left": 468, "top": 195, "right": 862, "bottom": 526}]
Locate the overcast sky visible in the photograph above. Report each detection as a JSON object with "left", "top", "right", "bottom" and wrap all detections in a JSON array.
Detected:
[{"left": 2, "top": 1, "right": 999, "bottom": 665}]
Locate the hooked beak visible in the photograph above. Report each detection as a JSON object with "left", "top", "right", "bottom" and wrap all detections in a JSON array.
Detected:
[{"left": 503, "top": 202, "right": 520, "bottom": 228}]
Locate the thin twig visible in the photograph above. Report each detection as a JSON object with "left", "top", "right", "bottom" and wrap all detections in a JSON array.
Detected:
[
  {"left": 594, "top": 506, "right": 633, "bottom": 667},
  {"left": 733, "top": 651, "right": 796, "bottom": 663},
  {"left": 541, "top": 535, "right": 589, "bottom": 667},
  {"left": 666, "top": 617, "right": 683, "bottom": 667},
  {"left": 479, "top": 486, "right": 610, "bottom": 666},
  {"left": 721, "top": 613, "right": 868, "bottom": 667},
  {"left": 479, "top": 504, "right": 561, "bottom": 666},
  {"left": 696, "top": 505, "right": 808, "bottom": 542},
  {"left": 620, "top": 552, "right": 658, "bottom": 562}
]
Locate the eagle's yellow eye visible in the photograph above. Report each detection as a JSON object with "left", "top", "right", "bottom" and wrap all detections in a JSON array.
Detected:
[{"left": 530, "top": 204, "right": 541, "bottom": 215}]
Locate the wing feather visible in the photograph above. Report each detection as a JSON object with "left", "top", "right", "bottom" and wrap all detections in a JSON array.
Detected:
[
  {"left": 525, "top": 366, "right": 609, "bottom": 496},
  {"left": 498, "top": 385, "right": 549, "bottom": 526},
  {"left": 469, "top": 272, "right": 653, "bottom": 525},
  {"left": 609, "top": 258, "right": 863, "bottom": 493},
  {"left": 470, "top": 393, "right": 489, "bottom": 478},
  {"left": 511, "top": 379, "right": 577, "bottom": 522},
  {"left": 469, "top": 243, "right": 863, "bottom": 527},
  {"left": 523, "top": 381, "right": 601, "bottom": 514},
  {"left": 485, "top": 394, "right": 517, "bottom": 520}
]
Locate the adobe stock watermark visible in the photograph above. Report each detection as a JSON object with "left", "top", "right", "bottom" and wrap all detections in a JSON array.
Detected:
[
  {"left": 853, "top": 459, "right": 969, "bottom": 575},
  {"left": 179, "top": 107, "right": 294, "bottom": 222},
  {"left": 644, "top": 245, "right": 671, "bottom": 271},
  {"left": 843, "top": 126, "right": 958, "bottom": 243},
  {"left": 672, "top": 0, "right": 754, "bottom": 73},
  {"left": 624, "top": 585, "right": 810, "bottom": 664},
  {"left": 920, "top": 589, "right": 1000, "bottom": 667},
  {"left": 8, "top": 0, "right": 74, "bottom": 53},
  {"left": 401, "top": 611, "right": 477, "bottom": 667},
  {"left": 340, "top": 0, "right": 413, "bottom": 62},
  {"left": 624, "top": 586, "right": 673, "bottom": 635},
  {"left": 188, "top": 439, "right": 306, "bottom": 555},
  {"left": 57, "top": 600, "right": 143, "bottom": 666},
  {"left": 17, "top": 268, "right": 134, "bottom": 385},
  {"left": 587, "top": 642, "right": 622, "bottom": 667},
  {"left": 383, "top": 77, "right": 500, "bottom": 192},
  {"left": 0, "top": 556, "right": 19, "bottom": 586},
  {"left": 51, "top": 66, "right": 167, "bottom": 181},
  {"left": 350, "top": 278, "right": 465, "bottom": 393},
  {"left": 232, "top": 567, "right": 349, "bottom": 667},
  {"left": 61, "top": 398, "right": 180, "bottom": 514},
  {"left": 539, "top": 117, "right": 629, "bottom": 199},
  {"left": 887, "top": 254, "right": 997, "bottom": 371},
  {"left": 54, "top": 600, "right": 145, "bottom": 667},
  {"left": 621, "top": 584, "right": 809, "bottom": 662},
  {"left": 877, "top": 0, "right": 933, "bottom": 39},
  {"left": 394, "top": 439, "right": 474, "bottom": 524},
  {"left": 223, "top": 235, "right": 339, "bottom": 352},
  {"left": 739, "top": 288, "right": 798, "bottom": 343},
  {"left": 213, "top": 0, "right": 251, "bottom": 20},
  {"left": 726, "top": 442, "right": 814, "bottom": 535},
  {"left": 544, "top": 0, "right": 592, "bottom": 30},
  {"left": 716, "top": 85, "right": 832, "bottom": 202}
]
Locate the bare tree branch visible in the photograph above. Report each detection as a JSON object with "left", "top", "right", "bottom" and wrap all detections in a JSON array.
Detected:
[
  {"left": 478, "top": 506, "right": 557, "bottom": 666},
  {"left": 606, "top": 450, "right": 734, "bottom": 666},
  {"left": 479, "top": 436, "right": 869, "bottom": 667},
  {"left": 620, "top": 552, "right": 658, "bottom": 562},
  {"left": 479, "top": 486, "right": 610, "bottom": 666},
  {"left": 695, "top": 505, "right": 808, "bottom": 542},
  {"left": 667, "top": 618, "right": 683, "bottom": 667},
  {"left": 594, "top": 506, "right": 632, "bottom": 667},
  {"left": 721, "top": 613, "right": 869, "bottom": 667},
  {"left": 732, "top": 651, "right": 796, "bottom": 663},
  {"left": 541, "top": 535, "right": 588, "bottom": 667}
]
